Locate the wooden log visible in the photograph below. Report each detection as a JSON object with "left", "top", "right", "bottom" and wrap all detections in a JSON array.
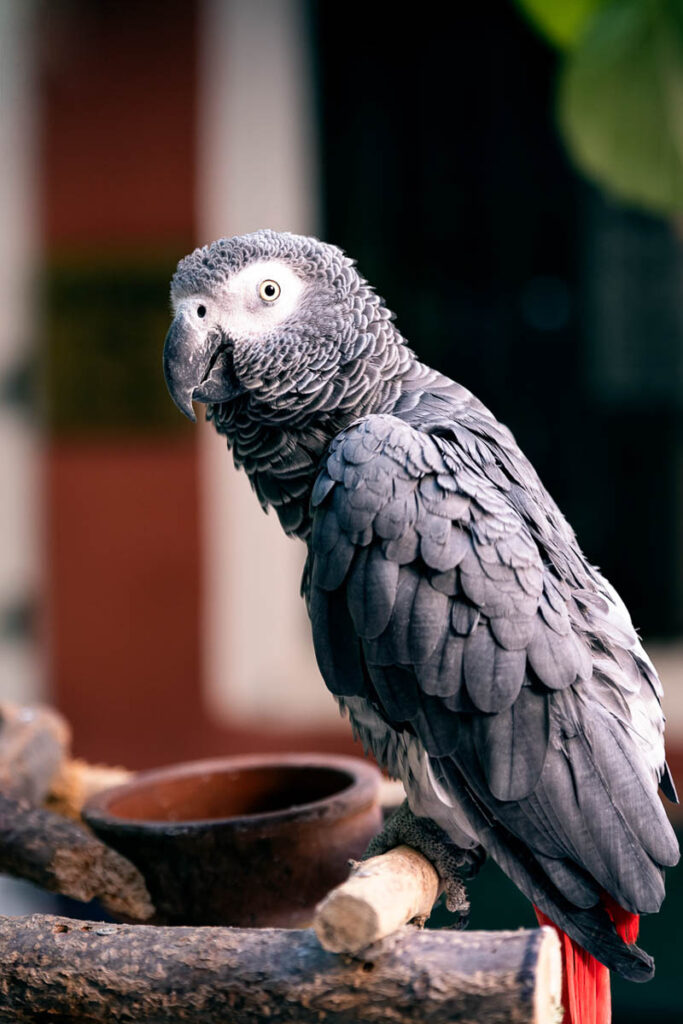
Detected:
[
  {"left": 47, "top": 758, "right": 132, "bottom": 820},
  {"left": 0, "top": 702, "right": 70, "bottom": 803},
  {"left": 315, "top": 845, "right": 441, "bottom": 953},
  {"left": 0, "top": 795, "right": 154, "bottom": 920},
  {"left": 0, "top": 913, "right": 562, "bottom": 1024}
]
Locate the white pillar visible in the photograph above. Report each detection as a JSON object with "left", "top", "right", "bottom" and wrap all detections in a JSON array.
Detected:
[
  {"left": 0, "top": 0, "right": 43, "bottom": 704},
  {"left": 197, "top": 0, "right": 340, "bottom": 726}
]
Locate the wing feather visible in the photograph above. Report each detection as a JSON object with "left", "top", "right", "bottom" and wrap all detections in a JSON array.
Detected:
[{"left": 305, "top": 413, "right": 679, "bottom": 978}]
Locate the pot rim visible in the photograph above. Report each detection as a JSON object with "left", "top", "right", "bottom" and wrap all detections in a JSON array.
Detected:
[{"left": 82, "top": 752, "right": 382, "bottom": 833}]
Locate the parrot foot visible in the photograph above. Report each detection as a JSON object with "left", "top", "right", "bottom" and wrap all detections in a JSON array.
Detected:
[{"left": 363, "top": 800, "right": 485, "bottom": 927}]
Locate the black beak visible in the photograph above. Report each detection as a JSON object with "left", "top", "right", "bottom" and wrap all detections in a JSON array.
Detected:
[
  {"left": 163, "top": 312, "right": 243, "bottom": 421},
  {"left": 163, "top": 312, "right": 206, "bottom": 421}
]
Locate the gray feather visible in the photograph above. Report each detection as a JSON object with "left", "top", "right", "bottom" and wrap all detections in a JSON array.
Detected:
[
  {"left": 346, "top": 545, "right": 399, "bottom": 639},
  {"left": 471, "top": 684, "right": 549, "bottom": 799},
  {"left": 463, "top": 624, "right": 526, "bottom": 713}
]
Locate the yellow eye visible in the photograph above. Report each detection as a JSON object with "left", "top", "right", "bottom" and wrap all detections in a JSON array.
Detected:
[{"left": 259, "top": 279, "right": 281, "bottom": 302}]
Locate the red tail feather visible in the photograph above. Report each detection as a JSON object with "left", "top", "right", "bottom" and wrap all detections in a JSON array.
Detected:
[{"left": 534, "top": 903, "right": 639, "bottom": 1024}]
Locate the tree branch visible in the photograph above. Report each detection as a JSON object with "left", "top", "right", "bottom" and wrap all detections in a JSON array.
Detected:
[
  {"left": 315, "top": 844, "right": 441, "bottom": 952},
  {"left": 0, "top": 914, "right": 562, "bottom": 1024},
  {"left": 0, "top": 796, "right": 153, "bottom": 921}
]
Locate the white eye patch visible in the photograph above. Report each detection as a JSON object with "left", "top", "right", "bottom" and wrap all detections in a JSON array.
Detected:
[{"left": 214, "top": 260, "right": 305, "bottom": 340}]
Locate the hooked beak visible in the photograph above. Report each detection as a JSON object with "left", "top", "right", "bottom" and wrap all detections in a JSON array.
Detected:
[{"left": 163, "top": 312, "right": 244, "bottom": 422}]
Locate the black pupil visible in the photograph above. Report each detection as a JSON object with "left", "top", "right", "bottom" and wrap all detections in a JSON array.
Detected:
[
  {"left": 264, "top": 283, "right": 276, "bottom": 297},
  {"left": 197, "top": 305, "right": 206, "bottom": 318}
]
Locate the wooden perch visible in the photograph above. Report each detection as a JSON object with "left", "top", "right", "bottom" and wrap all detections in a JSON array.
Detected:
[
  {"left": 0, "top": 914, "right": 562, "bottom": 1024},
  {"left": 0, "top": 794, "right": 153, "bottom": 921},
  {"left": 0, "top": 705, "right": 561, "bottom": 1024},
  {"left": 315, "top": 844, "right": 441, "bottom": 953},
  {"left": 47, "top": 757, "right": 132, "bottom": 820},
  {"left": 0, "top": 704, "right": 152, "bottom": 919},
  {"left": 0, "top": 702, "right": 70, "bottom": 803}
]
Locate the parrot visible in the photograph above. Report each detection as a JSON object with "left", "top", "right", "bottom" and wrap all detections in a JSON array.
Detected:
[{"left": 163, "top": 229, "right": 679, "bottom": 1024}]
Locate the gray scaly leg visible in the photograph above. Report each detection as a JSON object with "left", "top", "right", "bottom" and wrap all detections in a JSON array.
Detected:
[{"left": 363, "top": 800, "right": 486, "bottom": 926}]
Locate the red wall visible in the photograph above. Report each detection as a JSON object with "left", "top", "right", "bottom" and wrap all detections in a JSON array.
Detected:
[
  {"left": 41, "top": 1, "right": 197, "bottom": 249},
  {"left": 42, "top": 2, "right": 201, "bottom": 767}
]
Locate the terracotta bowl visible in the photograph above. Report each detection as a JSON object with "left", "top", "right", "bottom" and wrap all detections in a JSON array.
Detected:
[{"left": 82, "top": 753, "right": 382, "bottom": 927}]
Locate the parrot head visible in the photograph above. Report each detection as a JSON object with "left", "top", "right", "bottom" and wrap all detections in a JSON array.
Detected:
[{"left": 163, "top": 229, "right": 377, "bottom": 423}]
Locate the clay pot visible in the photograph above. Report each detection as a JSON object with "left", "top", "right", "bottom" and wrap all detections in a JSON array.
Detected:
[{"left": 82, "top": 753, "right": 382, "bottom": 927}]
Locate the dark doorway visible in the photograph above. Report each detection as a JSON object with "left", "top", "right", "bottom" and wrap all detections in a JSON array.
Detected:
[{"left": 312, "top": 0, "right": 683, "bottom": 638}]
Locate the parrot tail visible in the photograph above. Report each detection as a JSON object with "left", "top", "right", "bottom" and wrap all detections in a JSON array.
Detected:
[{"left": 534, "top": 899, "right": 639, "bottom": 1024}]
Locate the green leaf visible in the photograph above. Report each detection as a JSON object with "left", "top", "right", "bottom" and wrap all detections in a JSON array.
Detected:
[
  {"left": 558, "top": 0, "right": 683, "bottom": 215},
  {"left": 514, "top": 0, "right": 610, "bottom": 49}
]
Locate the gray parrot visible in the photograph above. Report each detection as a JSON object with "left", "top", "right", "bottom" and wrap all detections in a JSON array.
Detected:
[{"left": 163, "top": 230, "right": 679, "bottom": 1020}]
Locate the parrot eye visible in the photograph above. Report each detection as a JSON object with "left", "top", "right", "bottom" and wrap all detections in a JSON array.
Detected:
[
  {"left": 259, "top": 279, "right": 281, "bottom": 302},
  {"left": 197, "top": 305, "right": 206, "bottom": 318}
]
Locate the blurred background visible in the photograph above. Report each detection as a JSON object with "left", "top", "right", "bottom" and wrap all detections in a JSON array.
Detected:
[{"left": 0, "top": 1, "right": 681, "bottom": 1019}]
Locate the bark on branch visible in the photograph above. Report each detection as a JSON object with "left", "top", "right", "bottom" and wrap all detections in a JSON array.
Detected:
[
  {"left": 0, "top": 703, "right": 152, "bottom": 919},
  {"left": 0, "top": 795, "right": 153, "bottom": 920},
  {"left": 0, "top": 914, "right": 562, "bottom": 1024}
]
